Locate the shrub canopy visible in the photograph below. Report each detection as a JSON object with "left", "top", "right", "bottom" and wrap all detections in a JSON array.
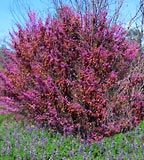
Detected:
[{"left": 0, "top": 6, "right": 143, "bottom": 142}]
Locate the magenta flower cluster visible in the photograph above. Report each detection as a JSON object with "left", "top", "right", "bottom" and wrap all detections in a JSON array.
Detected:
[{"left": 0, "top": 6, "right": 143, "bottom": 142}]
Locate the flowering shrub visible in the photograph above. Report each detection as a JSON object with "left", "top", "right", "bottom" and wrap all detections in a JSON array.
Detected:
[{"left": 0, "top": 6, "right": 143, "bottom": 142}]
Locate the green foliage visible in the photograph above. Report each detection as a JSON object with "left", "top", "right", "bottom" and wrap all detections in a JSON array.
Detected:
[{"left": 0, "top": 115, "right": 144, "bottom": 159}]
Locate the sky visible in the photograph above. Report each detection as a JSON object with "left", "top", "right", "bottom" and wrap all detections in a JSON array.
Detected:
[{"left": 0, "top": 0, "right": 140, "bottom": 43}]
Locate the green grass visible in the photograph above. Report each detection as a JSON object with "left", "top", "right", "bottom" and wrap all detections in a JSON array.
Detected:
[
  {"left": 0, "top": 114, "right": 12, "bottom": 125},
  {"left": 0, "top": 115, "right": 144, "bottom": 159}
]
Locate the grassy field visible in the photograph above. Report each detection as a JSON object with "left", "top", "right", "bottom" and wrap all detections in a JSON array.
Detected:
[{"left": 0, "top": 115, "right": 144, "bottom": 159}]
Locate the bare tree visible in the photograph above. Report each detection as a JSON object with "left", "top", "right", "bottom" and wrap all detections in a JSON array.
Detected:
[
  {"left": 127, "top": 0, "right": 144, "bottom": 52},
  {"left": 10, "top": 0, "right": 31, "bottom": 24},
  {"left": 51, "top": 0, "right": 124, "bottom": 22},
  {"left": 14, "top": 0, "right": 125, "bottom": 23}
]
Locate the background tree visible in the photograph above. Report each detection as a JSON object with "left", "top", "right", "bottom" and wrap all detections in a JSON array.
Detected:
[{"left": 127, "top": 0, "right": 144, "bottom": 53}]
